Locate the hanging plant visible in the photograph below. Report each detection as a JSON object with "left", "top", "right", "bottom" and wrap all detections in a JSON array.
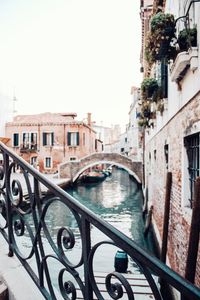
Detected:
[
  {"left": 177, "top": 27, "right": 197, "bottom": 52},
  {"left": 141, "top": 78, "right": 159, "bottom": 98},
  {"left": 152, "top": 86, "right": 163, "bottom": 103},
  {"left": 145, "top": 12, "right": 177, "bottom": 63},
  {"left": 138, "top": 118, "right": 149, "bottom": 128}
]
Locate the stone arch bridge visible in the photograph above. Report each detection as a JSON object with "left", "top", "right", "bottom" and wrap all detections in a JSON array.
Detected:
[{"left": 59, "top": 152, "right": 143, "bottom": 184}]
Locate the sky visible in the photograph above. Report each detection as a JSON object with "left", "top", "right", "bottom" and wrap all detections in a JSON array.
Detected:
[{"left": 0, "top": 0, "right": 142, "bottom": 130}]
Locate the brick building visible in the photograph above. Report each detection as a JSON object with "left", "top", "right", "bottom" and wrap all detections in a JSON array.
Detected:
[
  {"left": 5, "top": 112, "right": 102, "bottom": 173},
  {"left": 140, "top": 0, "right": 200, "bottom": 286}
]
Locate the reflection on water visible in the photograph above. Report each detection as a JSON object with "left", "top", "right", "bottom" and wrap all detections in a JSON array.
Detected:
[{"left": 67, "top": 168, "right": 148, "bottom": 249}]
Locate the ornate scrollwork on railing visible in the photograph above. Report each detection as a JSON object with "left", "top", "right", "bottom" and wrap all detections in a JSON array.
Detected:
[{"left": 0, "top": 142, "right": 200, "bottom": 300}]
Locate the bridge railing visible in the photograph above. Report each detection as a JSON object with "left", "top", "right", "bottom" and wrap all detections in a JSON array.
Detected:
[{"left": 0, "top": 141, "right": 200, "bottom": 300}]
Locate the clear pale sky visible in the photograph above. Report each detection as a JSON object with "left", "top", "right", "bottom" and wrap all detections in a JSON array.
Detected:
[{"left": 0, "top": 0, "right": 142, "bottom": 130}]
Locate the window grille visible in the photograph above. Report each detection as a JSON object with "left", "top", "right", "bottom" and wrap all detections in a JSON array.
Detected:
[{"left": 184, "top": 133, "right": 200, "bottom": 207}]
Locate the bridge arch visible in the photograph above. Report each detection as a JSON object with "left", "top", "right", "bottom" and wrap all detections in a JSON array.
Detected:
[
  {"left": 59, "top": 152, "right": 143, "bottom": 184},
  {"left": 73, "top": 160, "right": 141, "bottom": 183}
]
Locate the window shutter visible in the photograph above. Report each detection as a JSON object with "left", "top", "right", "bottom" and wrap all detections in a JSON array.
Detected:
[
  {"left": 95, "top": 139, "right": 97, "bottom": 150},
  {"left": 31, "top": 133, "right": 34, "bottom": 143},
  {"left": 13, "top": 133, "right": 19, "bottom": 146},
  {"left": 67, "top": 132, "right": 71, "bottom": 146},
  {"left": 161, "top": 61, "right": 168, "bottom": 98},
  {"left": 43, "top": 133, "right": 47, "bottom": 146},
  {"left": 51, "top": 132, "right": 54, "bottom": 146},
  {"left": 76, "top": 132, "right": 79, "bottom": 146}
]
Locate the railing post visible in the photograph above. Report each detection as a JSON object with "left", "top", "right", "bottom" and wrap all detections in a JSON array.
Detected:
[
  {"left": 81, "top": 217, "right": 93, "bottom": 300},
  {"left": 183, "top": 177, "right": 200, "bottom": 300},
  {"left": 4, "top": 153, "right": 13, "bottom": 257}
]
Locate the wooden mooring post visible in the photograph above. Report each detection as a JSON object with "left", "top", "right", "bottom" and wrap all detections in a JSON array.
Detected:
[
  {"left": 184, "top": 177, "right": 200, "bottom": 290},
  {"left": 160, "top": 172, "right": 173, "bottom": 299},
  {"left": 160, "top": 172, "right": 172, "bottom": 264}
]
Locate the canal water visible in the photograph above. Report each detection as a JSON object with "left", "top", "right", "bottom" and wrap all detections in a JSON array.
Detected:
[
  {"left": 67, "top": 167, "right": 152, "bottom": 251},
  {"left": 18, "top": 167, "right": 155, "bottom": 290},
  {"left": 63, "top": 167, "right": 155, "bottom": 273}
]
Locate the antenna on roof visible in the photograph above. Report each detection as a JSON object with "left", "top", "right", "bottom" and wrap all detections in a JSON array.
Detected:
[{"left": 13, "top": 95, "right": 17, "bottom": 116}]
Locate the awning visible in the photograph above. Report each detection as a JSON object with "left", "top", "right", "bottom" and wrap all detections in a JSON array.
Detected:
[{"left": 0, "top": 137, "right": 10, "bottom": 144}]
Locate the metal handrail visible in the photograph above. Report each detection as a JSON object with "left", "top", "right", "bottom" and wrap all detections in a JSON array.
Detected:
[{"left": 0, "top": 141, "right": 200, "bottom": 299}]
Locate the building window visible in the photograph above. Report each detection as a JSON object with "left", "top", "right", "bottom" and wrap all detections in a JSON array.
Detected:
[
  {"left": 154, "top": 149, "right": 157, "bottom": 160},
  {"left": 30, "top": 156, "right": 38, "bottom": 168},
  {"left": 95, "top": 139, "right": 97, "bottom": 150},
  {"left": 184, "top": 133, "right": 200, "bottom": 207},
  {"left": 43, "top": 132, "right": 54, "bottom": 146},
  {"left": 67, "top": 132, "right": 79, "bottom": 146},
  {"left": 45, "top": 157, "right": 52, "bottom": 168},
  {"left": 22, "top": 132, "right": 37, "bottom": 149},
  {"left": 164, "top": 144, "right": 169, "bottom": 170},
  {"left": 13, "top": 133, "right": 19, "bottom": 147}
]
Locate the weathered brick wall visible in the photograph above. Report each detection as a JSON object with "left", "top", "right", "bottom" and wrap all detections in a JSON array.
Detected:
[{"left": 146, "top": 91, "right": 200, "bottom": 285}]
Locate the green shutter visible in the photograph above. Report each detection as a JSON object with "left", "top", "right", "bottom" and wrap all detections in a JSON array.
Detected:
[
  {"left": 51, "top": 132, "right": 54, "bottom": 146},
  {"left": 95, "top": 139, "right": 97, "bottom": 150},
  {"left": 67, "top": 132, "right": 71, "bottom": 146},
  {"left": 76, "top": 132, "right": 79, "bottom": 146},
  {"left": 43, "top": 133, "right": 47, "bottom": 146},
  {"left": 13, "top": 133, "right": 19, "bottom": 146}
]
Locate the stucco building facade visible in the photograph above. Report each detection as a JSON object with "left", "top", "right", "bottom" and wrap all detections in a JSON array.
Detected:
[{"left": 5, "top": 112, "right": 102, "bottom": 173}]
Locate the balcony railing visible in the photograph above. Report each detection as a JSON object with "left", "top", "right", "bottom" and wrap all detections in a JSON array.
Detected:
[
  {"left": 0, "top": 140, "right": 200, "bottom": 300},
  {"left": 20, "top": 143, "right": 37, "bottom": 153}
]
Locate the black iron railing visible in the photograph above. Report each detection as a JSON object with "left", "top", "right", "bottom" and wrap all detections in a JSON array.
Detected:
[{"left": 0, "top": 141, "right": 200, "bottom": 300}]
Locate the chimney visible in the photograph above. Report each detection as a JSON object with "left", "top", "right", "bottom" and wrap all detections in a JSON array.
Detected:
[{"left": 87, "top": 112, "right": 92, "bottom": 126}]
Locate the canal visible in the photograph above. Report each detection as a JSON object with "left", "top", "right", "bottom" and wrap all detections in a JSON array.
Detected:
[
  {"left": 19, "top": 167, "right": 156, "bottom": 291},
  {"left": 63, "top": 167, "right": 156, "bottom": 274}
]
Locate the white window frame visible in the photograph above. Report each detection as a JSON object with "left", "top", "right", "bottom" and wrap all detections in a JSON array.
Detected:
[
  {"left": 182, "top": 121, "right": 200, "bottom": 209},
  {"left": 44, "top": 157, "right": 52, "bottom": 169},
  {"left": 22, "top": 132, "right": 38, "bottom": 149},
  {"left": 42, "top": 132, "right": 54, "bottom": 147},
  {"left": 30, "top": 156, "right": 37, "bottom": 166},
  {"left": 69, "top": 157, "right": 77, "bottom": 161}
]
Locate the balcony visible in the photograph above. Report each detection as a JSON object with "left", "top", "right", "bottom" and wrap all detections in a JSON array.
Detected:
[
  {"left": 20, "top": 143, "right": 37, "bottom": 153},
  {"left": 170, "top": 47, "right": 198, "bottom": 82}
]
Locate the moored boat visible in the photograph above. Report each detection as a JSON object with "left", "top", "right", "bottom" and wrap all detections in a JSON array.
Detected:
[{"left": 81, "top": 171, "right": 106, "bottom": 183}]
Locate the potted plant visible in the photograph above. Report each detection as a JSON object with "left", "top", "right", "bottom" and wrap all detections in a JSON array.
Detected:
[
  {"left": 141, "top": 78, "right": 159, "bottom": 98},
  {"left": 138, "top": 118, "right": 149, "bottom": 128},
  {"left": 177, "top": 27, "right": 197, "bottom": 51},
  {"left": 157, "top": 99, "right": 165, "bottom": 115},
  {"left": 145, "top": 12, "right": 177, "bottom": 62}
]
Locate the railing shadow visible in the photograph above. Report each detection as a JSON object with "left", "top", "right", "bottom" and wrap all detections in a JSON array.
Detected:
[{"left": 0, "top": 141, "right": 200, "bottom": 300}]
